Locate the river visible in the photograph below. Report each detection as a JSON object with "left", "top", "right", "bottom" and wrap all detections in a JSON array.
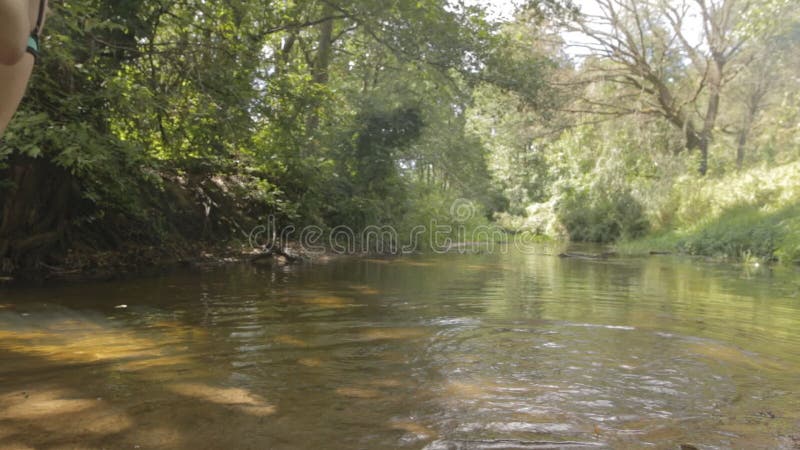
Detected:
[{"left": 1, "top": 246, "right": 799, "bottom": 449}]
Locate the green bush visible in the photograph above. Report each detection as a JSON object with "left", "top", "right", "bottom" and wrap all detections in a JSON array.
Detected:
[
  {"left": 676, "top": 206, "right": 779, "bottom": 260},
  {"left": 676, "top": 203, "right": 800, "bottom": 262},
  {"left": 620, "top": 162, "right": 800, "bottom": 264},
  {"left": 556, "top": 186, "right": 649, "bottom": 243}
]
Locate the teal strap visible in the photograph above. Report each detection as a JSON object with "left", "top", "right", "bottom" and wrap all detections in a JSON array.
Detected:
[
  {"left": 27, "top": 0, "right": 45, "bottom": 63},
  {"left": 26, "top": 35, "right": 39, "bottom": 61}
]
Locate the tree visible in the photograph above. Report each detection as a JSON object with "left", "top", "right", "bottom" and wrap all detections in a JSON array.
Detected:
[
  {"left": 3, "top": 0, "right": 540, "bottom": 271},
  {"left": 568, "top": 0, "right": 755, "bottom": 174},
  {"left": 726, "top": 0, "right": 797, "bottom": 167}
]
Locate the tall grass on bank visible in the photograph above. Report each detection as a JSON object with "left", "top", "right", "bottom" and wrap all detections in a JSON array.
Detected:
[{"left": 619, "top": 161, "right": 800, "bottom": 264}]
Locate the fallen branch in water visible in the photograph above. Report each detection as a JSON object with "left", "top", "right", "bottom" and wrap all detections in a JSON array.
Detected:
[
  {"left": 250, "top": 245, "right": 301, "bottom": 266},
  {"left": 557, "top": 251, "right": 617, "bottom": 260}
]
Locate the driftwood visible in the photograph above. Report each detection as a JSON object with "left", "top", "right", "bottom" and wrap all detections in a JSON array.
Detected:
[
  {"left": 250, "top": 246, "right": 300, "bottom": 266},
  {"left": 557, "top": 251, "right": 617, "bottom": 260}
]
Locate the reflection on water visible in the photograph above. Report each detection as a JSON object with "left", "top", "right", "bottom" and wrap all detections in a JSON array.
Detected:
[{"left": 1, "top": 246, "right": 800, "bottom": 449}]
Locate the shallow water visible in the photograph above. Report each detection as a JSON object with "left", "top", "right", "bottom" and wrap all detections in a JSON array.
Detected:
[{"left": 1, "top": 246, "right": 799, "bottom": 449}]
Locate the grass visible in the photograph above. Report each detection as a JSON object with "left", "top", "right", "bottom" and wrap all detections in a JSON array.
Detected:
[{"left": 618, "top": 161, "right": 800, "bottom": 264}]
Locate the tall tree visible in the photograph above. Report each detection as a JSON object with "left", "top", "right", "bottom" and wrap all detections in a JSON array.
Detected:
[{"left": 568, "top": 0, "right": 753, "bottom": 174}]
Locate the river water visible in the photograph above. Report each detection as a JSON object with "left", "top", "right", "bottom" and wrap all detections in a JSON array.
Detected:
[{"left": 1, "top": 246, "right": 799, "bottom": 449}]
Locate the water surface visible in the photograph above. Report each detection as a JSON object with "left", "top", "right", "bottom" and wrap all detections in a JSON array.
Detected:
[{"left": 1, "top": 247, "right": 799, "bottom": 449}]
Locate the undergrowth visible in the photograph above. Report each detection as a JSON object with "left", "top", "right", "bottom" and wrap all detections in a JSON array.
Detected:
[{"left": 619, "top": 161, "right": 800, "bottom": 264}]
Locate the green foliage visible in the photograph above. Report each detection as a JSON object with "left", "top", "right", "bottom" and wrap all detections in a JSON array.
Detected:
[
  {"left": 622, "top": 202, "right": 800, "bottom": 264},
  {"left": 3, "top": 0, "right": 557, "bottom": 269},
  {"left": 483, "top": 1, "right": 800, "bottom": 259},
  {"left": 395, "top": 187, "right": 495, "bottom": 251},
  {"left": 555, "top": 185, "right": 649, "bottom": 243},
  {"left": 675, "top": 205, "right": 783, "bottom": 261},
  {"left": 6, "top": 0, "right": 794, "bottom": 271},
  {"left": 619, "top": 162, "right": 800, "bottom": 264}
]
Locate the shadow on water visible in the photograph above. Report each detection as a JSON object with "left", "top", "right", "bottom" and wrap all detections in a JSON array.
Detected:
[
  {"left": 1, "top": 247, "right": 799, "bottom": 449},
  {"left": 0, "top": 308, "right": 285, "bottom": 449}
]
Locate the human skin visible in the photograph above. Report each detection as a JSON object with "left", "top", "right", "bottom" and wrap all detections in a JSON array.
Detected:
[{"left": 0, "top": 0, "right": 47, "bottom": 137}]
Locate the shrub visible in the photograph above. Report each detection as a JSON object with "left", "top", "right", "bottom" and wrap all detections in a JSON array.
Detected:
[{"left": 556, "top": 186, "right": 649, "bottom": 243}]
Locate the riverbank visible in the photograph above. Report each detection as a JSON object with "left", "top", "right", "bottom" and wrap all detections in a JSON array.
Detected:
[
  {"left": 617, "top": 202, "right": 800, "bottom": 264},
  {"left": 500, "top": 160, "right": 800, "bottom": 265},
  {"left": 0, "top": 241, "right": 241, "bottom": 285},
  {"left": 3, "top": 158, "right": 798, "bottom": 285},
  {"left": 0, "top": 239, "right": 509, "bottom": 286},
  {"left": 0, "top": 239, "right": 356, "bottom": 285},
  {"left": 617, "top": 162, "right": 800, "bottom": 264}
]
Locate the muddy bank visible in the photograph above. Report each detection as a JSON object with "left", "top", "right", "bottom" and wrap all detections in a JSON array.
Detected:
[
  {"left": 0, "top": 155, "right": 302, "bottom": 284},
  {"left": 0, "top": 241, "right": 350, "bottom": 285},
  {"left": 1, "top": 243, "right": 239, "bottom": 285},
  {"left": 0, "top": 235, "right": 395, "bottom": 286}
]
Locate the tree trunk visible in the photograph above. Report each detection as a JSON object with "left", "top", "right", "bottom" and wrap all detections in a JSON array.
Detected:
[
  {"left": 736, "top": 127, "right": 747, "bottom": 169},
  {"left": 313, "top": 8, "right": 334, "bottom": 87},
  {"left": 683, "top": 121, "right": 703, "bottom": 155},
  {"left": 697, "top": 62, "right": 723, "bottom": 176},
  {"left": 305, "top": 4, "right": 335, "bottom": 138},
  {"left": 736, "top": 86, "right": 767, "bottom": 170},
  {"left": 0, "top": 154, "right": 77, "bottom": 272}
]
